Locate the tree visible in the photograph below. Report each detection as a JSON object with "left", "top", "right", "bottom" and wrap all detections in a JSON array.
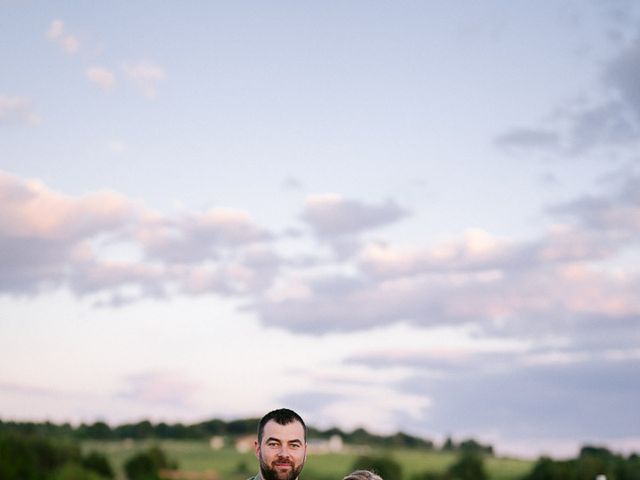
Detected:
[
  {"left": 458, "top": 439, "right": 493, "bottom": 455},
  {"left": 81, "top": 451, "right": 114, "bottom": 478},
  {"left": 0, "top": 432, "right": 81, "bottom": 480},
  {"left": 447, "top": 452, "right": 487, "bottom": 480},
  {"left": 81, "top": 422, "right": 113, "bottom": 440},
  {"left": 124, "top": 446, "right": 176, "bottom": 480},
  {"left": 442, "top": 437, "right": 455, "bottom": 451},
  {"left": 523, "top": 456, "right": 577, "bottom": 480}
]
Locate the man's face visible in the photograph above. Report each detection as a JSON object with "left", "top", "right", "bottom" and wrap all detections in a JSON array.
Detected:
[{"left": 255, "top": 419, "right": 307, "bottom": 480}]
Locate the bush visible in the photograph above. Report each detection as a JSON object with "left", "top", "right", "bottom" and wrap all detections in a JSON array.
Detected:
[
  {"left": 0, "top": 432, "right": 81, "bottom": 480},
  {"left": 82, "top": 451, "right": 114, "bottom": 478},
  {"left": 124, "top": 446, "right": 177, "bottom": 480},
  {"left": 447, "top": 452, "right": 488, "bottom": 480},
  {"left": 53, "top": 463, "right": 104, "bottom": 480}
]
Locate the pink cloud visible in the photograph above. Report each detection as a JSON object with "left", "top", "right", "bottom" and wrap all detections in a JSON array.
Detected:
[
  {"left": 359, "top": 229, "right": 515, "bottom": 278},
  {"left": 0, "top": 171, "right": 134, "bottom": 240},
  {"left": 120, "top": 371, "right": 198, "bottom": 407}
]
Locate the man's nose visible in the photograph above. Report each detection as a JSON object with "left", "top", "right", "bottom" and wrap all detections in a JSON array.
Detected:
[{"left": 278, "top": 445, "right": 291, "bottom": 457}]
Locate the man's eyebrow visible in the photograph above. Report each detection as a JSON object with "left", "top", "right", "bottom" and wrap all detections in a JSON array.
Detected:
[{"left": 264, "top": 437, "right": 281, "bottom": 443}]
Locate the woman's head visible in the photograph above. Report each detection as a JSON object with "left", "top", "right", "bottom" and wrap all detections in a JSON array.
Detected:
[{"left": 343, "top": 470, "right": 383, "bottom": 480}]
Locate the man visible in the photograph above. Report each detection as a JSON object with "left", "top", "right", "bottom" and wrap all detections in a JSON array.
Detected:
[{"left": 251, "top": 408, "right": 308, "bottom": 480}]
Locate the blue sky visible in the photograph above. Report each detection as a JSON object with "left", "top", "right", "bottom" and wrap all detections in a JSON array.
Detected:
[{"left": 1, "top": 1, "right": 639, "bottom": 458}]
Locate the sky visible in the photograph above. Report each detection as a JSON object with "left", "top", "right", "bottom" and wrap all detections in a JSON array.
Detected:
[{"left": 1, "top": 0, "right": 640, "bottom": 459}]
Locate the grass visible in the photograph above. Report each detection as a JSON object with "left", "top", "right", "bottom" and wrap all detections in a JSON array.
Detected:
[{"left": 81, "top": 440, "right": 533, "bottom": 480}]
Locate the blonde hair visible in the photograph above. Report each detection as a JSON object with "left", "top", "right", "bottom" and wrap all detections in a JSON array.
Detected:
[{"left": 343, "top": 470, "right": 383, "bottom": 480}]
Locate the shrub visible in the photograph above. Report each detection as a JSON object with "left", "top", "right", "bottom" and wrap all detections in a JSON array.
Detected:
[
  {"left": 447, "top": 452, "right": 488, "bottom": 480},
  {"left": 124, "top": 446, "right": 177, "bottom": 480},
  {"left": 53, "top": 463, "right": 104, "bottom": 480},
  {"left": 82, "top": 451, "right": 114, "bottom": 478}
]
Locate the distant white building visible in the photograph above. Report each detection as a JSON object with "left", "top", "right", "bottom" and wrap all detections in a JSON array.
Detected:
[
  {"left": 235, "top": 434, "right": 257, "bottom": 453},
  {"left": 307, "top": 435, "right": 343, "bottom": 454},
  {"left": 209, "top": 436, "right": 224, "bottom": 450}
]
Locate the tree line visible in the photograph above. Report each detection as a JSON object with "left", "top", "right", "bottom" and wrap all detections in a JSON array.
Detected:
[
  {"left": 522, "top": 446, "right": 640, "bottom": 480},
  {"left": 0, "top": 418, "right": 492, "bottom": 453}
]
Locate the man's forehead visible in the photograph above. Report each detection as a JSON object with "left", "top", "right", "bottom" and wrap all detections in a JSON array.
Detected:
[{"left": 262, "top": 419, "right": 305, "bottom": 440}]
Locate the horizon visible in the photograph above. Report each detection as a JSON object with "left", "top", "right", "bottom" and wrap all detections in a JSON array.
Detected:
[{"left": 0, "top": 414, "right": 610, "bottom": 461}]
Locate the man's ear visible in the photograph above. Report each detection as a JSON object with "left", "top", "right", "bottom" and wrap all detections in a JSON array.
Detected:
[{"left": 254, "top": 439, "right": 260, "bottom": 459}]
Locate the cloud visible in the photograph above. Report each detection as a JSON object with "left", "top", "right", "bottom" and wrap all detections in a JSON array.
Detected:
[
  {"left": 494, "top": 128, "right": 561, "bottom": 151},
  {"left": 280, "top": 385, "right": 429, "bottom": 434},
  {"left": 0, "top": 171, "right": 279, "bottom": 299},
  {"left": 547, "top": 172, "right": 640, "bottom": 242},
  {"left": 255, "top": 175, "right": 640, "bottom": 337},
  {"left": 405, "top": 356, "right": 639, "bottom": 441},
  {"left": 69, "top": 257, "right": 168, "bottom": 301},
  {"left": 495, "top": 33, "right": 640, "bottom": 157},
  {"left": 255, "top": 232, "right": 640, "bottom": 337},
  {"left": 1, "top": 169, "right": 638, "bottom": 358},
  {"left": 118, "top": 371, "right": 198, "bottom": 408},
  {"left": 0, "top": 170, "right": 136, "bottom": 293},
  {"left": 607, "top": 34, "right": 640, "bottom": 118},
  {"left": 283, "top": 177, "right": 304, "bottom": 190},
  {"left": 0, "top": 381, "right": 62, "bottom": 397},
  {"left": 0, "top": 96, "right": 41, "bottom": 126},
  {"left": 122, "top": 61, "right": 166, "bottom": 99},
  {"left": 0, "top": 172, "right": 133, "bottom": 240},
  {"left": 87, "top": 67, "right": 116, "bottom": 90},
  {"left": 342, "top": 342, "right": 640, "bottom": 453},
  {"left": 359, "top": 229, "right": 518, "bottom": 278},
  {"left": 301, "top": 194, "right": 409, "bottom": 237},
  {"left": 139, "top": 207, "right": 270, "bottom": 264},
  {"left": 46, "top": 19, "right": 79, "bottom": 54}
]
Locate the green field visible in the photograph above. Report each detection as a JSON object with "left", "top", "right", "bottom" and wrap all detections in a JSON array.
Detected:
[{"left": 82, "top": 440, "right": 533, "bottom": 480}]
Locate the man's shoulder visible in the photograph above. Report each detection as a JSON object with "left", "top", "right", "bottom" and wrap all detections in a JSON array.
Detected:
[{"left": 247, "top": 474, "right": 261, "bottom": 480}]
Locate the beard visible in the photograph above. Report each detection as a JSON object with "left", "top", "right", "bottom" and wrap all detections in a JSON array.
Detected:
[{"left": 259, "top": 455, "right": 304, "bottom": 480}]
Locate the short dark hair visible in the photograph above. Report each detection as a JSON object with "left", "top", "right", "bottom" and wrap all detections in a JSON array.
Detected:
[{"left": 257, "top": 408, "right": 307, "bottom": 443}]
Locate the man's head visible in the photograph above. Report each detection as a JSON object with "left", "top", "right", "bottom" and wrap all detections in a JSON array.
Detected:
[{"left": 255, "top": 408, "right": 307, "bottom": 480}]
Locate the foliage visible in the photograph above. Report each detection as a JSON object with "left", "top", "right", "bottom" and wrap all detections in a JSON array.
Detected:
[
  {"left": 81, "top": 440, "right": 531, "bottom": 480},
  {"left": 411, "top": 452, "right": 488, "bottom": 480},
  {"left": 0, "top": 431, "right": 113, "bottom": 480},
  {"left": 0, "top": 417, "right": 441, "bottom": 450},
  {"left": 52, "top": 462, "right": 105, "bottom": 480},
  {"left": 458, "top": 439, "right": 493, "bottom": 456},
  {"left": 82, "top": 451, "right": 115, "bottom": 478},
  {"left": 521, "top": 446, "right": 640, "bottom": 480},
  {"left": 440, "top": 436, "right": 492, "bottom": 455},
  {"left": 447, "top": 452, "right": 488, "bottom": 480},
  {"left": 351, "top": 455, "right": 403, "bottom": 480},
  {"left": 124, "top": 445, "right": 177, "bottom": 480}
]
